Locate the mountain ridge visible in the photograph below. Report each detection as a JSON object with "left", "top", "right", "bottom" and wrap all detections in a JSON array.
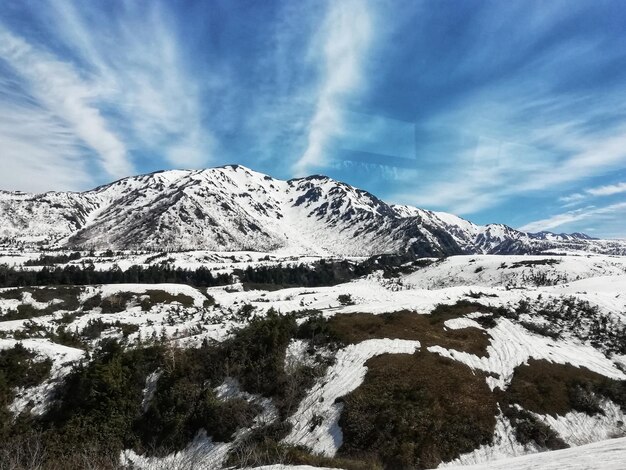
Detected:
[{"left": 1, "top": 164, "right": 624, "bottom": 256}]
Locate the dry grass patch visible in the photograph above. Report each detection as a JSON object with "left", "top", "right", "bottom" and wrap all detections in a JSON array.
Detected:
[
  {"left": 140, "top": 290, "right": 195, "bottom": 310},
  {"left": 505, "top": 359, "right": 626, "bottom": 417},
  {"left": 81, "top": 290, "right": 195, "bottom": 313},
  {"left": 327, "top": 309, "right": 491, "bottom": 356},
  {"left": 1, "top": 287, "right": 81, "bottom": 320},
  {"left": 338, "top": 350, "right": 498, "bottom": 469}
]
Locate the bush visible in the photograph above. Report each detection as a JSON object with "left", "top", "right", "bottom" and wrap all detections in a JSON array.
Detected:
[
  {"left": 81, "top": 319, "right": 108, "bottom": 339},
  {"left": 503, "top": 406, "right": 567, "bottom": 450},
  {"left": 0, "top": 312, "right": 329, "bottom": 466},
  {"left": 337, "top": 294, "right": 354, "bottom": 306},
  {"left": 0, "top": 344, "right": 52, "bottom": 439},
  {"left": 39, "top": 339, "right": 165, "bottom": 461}
]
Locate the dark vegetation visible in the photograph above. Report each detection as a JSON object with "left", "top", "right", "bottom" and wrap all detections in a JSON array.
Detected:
[
  {"left": 337, "top": 293, "right": 354, "bottom": 305},
  {"left": 0, "top": 286, "right": 81, "bottom": 320},
  {"left": 496, "top": 359, "right": 626, "bottom": 451},
  {"left": 236, "top": 260, "right": 361, "bottom": 288},
  {"left": 510, "top": 259, "right": 560, "bottom": 268},
  {"left": 0, "top": 344, "right": 52, "bottom": 438},
  {"left": 0, "top": 312, "right": 331, "bottom": 468},
  {"left": 24, "top": 252, "right": 82, "bottom": 266},
  {"left": 81, "top": 319, "right": 139, "bottom": 339},
  {"left": 83, "top": 290, "right": 195, "bottom": 314},
  {"left": 313, "top": 308, "right": 492, "bottom": 356},
  {"left": 227, "top": 426, "right": 381, "bottom": 470},
  {"left": 0, "top": 264, "right": 232, "bottom": 288},
  {"left": 2, "top": 252, "right": 437, "bottom": 293},
  {"left": 1, "top": 292, "right": 623, "bottom": 468},
  {"left": 501, "top": 407, "right": 568, "bottom": 450},
  {"left": 236, "top": 254, "right": 438, "bottom": 289},
  {"left": 295, "top": 299, "right": 512, "bottom": 356}
]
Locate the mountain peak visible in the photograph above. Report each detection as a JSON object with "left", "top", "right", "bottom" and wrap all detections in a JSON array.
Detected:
[{"left": 0, "top": 166, "right": 621, "bottom": 256}]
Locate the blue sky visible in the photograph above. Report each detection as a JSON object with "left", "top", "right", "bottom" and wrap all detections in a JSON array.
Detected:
[{"left": 1, "top": 0, "right": 626, "bottom": 237}]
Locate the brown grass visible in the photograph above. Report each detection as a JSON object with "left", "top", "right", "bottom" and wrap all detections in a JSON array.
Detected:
[
  {"left": 141, "top": 290, "right": 195, "bottom": 309},
  {"left": 327, "top": 309, "right": 491, "bottom": 356},
  {"left": 338, "top": 350, "right": 498, "bottom": 469},
  {"left": 505, "top": 359, "right": 613, "bottom": 416}
]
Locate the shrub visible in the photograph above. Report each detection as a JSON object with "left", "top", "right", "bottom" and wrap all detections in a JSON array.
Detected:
[
  {"left": 503, "top": 406, "right": 568, "bottom": 450},
  {"left": 0, "top": 344, "right": 52, "bottom": 440},
  {"left": 337, "top": 294, "right": 354, "bottom": 306}
]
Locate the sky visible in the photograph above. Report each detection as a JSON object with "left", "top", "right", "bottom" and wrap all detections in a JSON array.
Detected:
[{"left": 1, "top": 0, "right": 626, "bottom": 238}]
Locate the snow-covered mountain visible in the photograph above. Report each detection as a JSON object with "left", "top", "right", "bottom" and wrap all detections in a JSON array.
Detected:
[{"left": 1, "top": 165, "right": 624, "bottom": 256}]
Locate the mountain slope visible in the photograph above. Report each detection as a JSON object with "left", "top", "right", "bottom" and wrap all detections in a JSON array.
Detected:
[{"left": 0, "top": 165, "right": 624, "bottom": 256}]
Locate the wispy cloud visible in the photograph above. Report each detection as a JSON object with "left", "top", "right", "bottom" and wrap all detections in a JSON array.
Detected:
[
  {"left": 560, "top": 181, "right": 626, "bottom": 205},
  {"left": 0, "top": 84, "right": 93, "bottom": 192},
  {"left": 393, "top": 68, "right": 626, "bottom": 216},
  {"left": 0, "top": 26, "right": 132, "bottom": 184},
  {"left": 520, "top": 201, "right": 626, "bottom": 233},
  {"left": 587, "top": 182, "right": 626, "bottom": 197},
  {"left": 0, "top": 0, "right": 215, "bottom": 191},
  {"left": 293, "top": 0, "right": 373, "bottom": 175}
]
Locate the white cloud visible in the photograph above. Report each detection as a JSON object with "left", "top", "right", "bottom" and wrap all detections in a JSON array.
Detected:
[
  {"left": 558, "top": 181, "right": 626, "bottom": 207},
  {"left": 293, "top": 0, "right": 373, "bottom": 175},
  {"left": 0, "top": 27, "right": 133, "bottom": 180},
  {"left": 519, "top": 201, "right": 626, "bottom": 232},
  {"left": 394, "top": 90, "right": 626, "bottom": 215},
  {"left": 587, "top": 182, "right": 626, "bottom": 196},
  {"left": 0, "top": 94, "right": 93, "bottom": 192},
  {"left": 559, "top": 193, "right": 586, "bottom": 203},
  {"left": 0, "top": 1, "right": 217, "bottom": 191}
]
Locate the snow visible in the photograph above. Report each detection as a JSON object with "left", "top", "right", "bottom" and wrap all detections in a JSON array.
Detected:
[
  {"left": 444, "top": 317, "right": 485, "bottom": 330},
  {"left": 428, "top": 318, "right": 625, "bottom": 391},
  {"left": 537, "top": 400, "right": 626, "bottom": 446},
  {"left": 283, "top": 338, "right": 420, "bottom": 456},
  {"left": 251, "top": 438, "right": 626, "bottom": 470},
  {"left": 443, "top": 436, "right": 626, "bottom": 470},
  {"left": 404, "top": 254, "right": 626, "bottom": 289},
  {"left": 249, "top": 467, "right": 339, "bottom": 470},
  {"left": 141, "top": 370, "right": 162, "bottom": 412},
  {"left": 441, "top": 414, "right": 535, "bottom": 467},
  {"left": 122, "top": 430, "right": 231, "bottom": 470},
  {"left": 0, "top": 338, "right": 85, "bottom": 415}
]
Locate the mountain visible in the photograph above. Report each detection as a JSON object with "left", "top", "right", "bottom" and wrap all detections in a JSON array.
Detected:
[{"left": 1, "top": 164, "right": 625, "bottom": 256}]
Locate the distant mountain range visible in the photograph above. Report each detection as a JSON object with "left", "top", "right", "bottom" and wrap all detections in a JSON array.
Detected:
[{"left": 1, "top": 164, "right": 625, "bottom": 256}]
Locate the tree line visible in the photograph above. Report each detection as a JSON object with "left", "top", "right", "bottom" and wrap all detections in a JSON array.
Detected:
[{"left": 0, "top": 264, "right": 232, "bottom": 288}]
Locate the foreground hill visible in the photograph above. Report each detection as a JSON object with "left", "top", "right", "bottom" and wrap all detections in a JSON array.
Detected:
[
  {"left": 0, "top": 250, "right": 624, "bottom": 469},
  {"left": 1, "top": 165, "right": 625, "bottom": 256}
]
